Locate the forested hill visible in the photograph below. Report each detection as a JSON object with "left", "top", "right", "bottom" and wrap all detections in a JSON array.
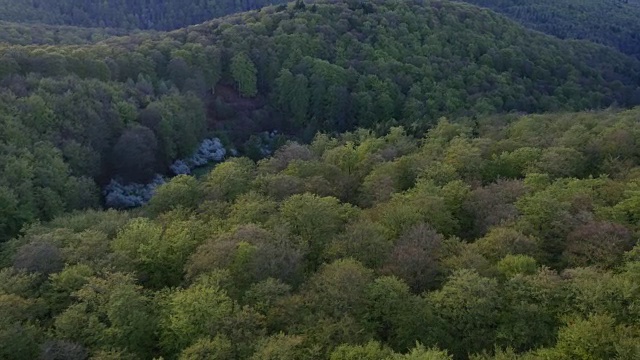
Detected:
[
  {"left": 4, "top": 0, "right": 640, "bottom": 56},
  {"left": 460, "top": 0, "right": 640, "bottom": 59},
  {"left": 1, "top": 1, "right": 640, "bottom": 359},
  {"left": 0, "top": 0, "right": 290, "bottom": 30},
  {"left": 1, "top": 0, "right": 640, "bottom": 241},
  {"left": 0, "top": 21, "right": 143, "bottom": 46}
]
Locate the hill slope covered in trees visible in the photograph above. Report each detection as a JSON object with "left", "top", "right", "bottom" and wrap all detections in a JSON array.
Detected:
[
  {"left": 1, "top": 0, "right": 640, "bottom": 242},
  {"left": 0, "top": 0, "right": 290, "bottom": 30},
  {"left": 0, "top": 21, "right": 143, "bottom": 46},
  {"left": 1, "top": 1, "right": 640, "bottom": 359},
  {"left": 460, "top": 0, "right": 640, "bottom": 59},
  {"left": 1, "top": 107, "right": 639, "bottom": 359}
]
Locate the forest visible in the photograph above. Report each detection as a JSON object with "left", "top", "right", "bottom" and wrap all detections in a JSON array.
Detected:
[
  {"left": 461, "top": 0, "right": 640, "bottom": 59},
  {"left": 0, "top": 0, "right": 290, "bottom": 30},
  {"left": 0, "top": 21, "right": 135, "bottom": 46},
  {"left": 0, "top": 0, "right": 639, "bottom": 359},
  {"left": 2, "top": 108, "right": 639, "bottom": 359},
  {"left": 2, "top": 0, "right": 640, "bottom": 58},
  {"left": 1, "top": 0, "right": 640, "bottom": 242}
]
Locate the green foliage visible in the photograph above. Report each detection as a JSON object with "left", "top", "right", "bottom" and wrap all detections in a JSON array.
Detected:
[
  {"left": 53, "top": 272, "right": 156, "bottom": 357},
  {"left": 0, "top": 0, "right": 640, "bottom": 242},
  {"left": 497, "top": 255, "right": 538, "bottom": 278},
  {"left": 465, "top": 0, "right": 640, "bottom": 59},
  {"left": 392, "top": 344, "right": 453, "bottom": 360},
  {"left": 203, "top": 158, "right": 256, "bottom": 202},
  {"left": 428, "top": 270, "right": 503, "bottom": 357},
  {"left": 230, "top": 53, "right": 258, "bottom": 98},
  {"left": 2, "top": 0, "right": 640, "bottom": 356},
  {"left": 547, "top": 314, "right": 640, "bottom": 359},
  {"left": 2, "top": 108, "right": 640, "bottom": 358},
  {"left": 330, "top": 341, "right": 393, "bottom": 360},
  {"left": 147, "top": 175, "right": 202, "bottom": 215},
  {"left": 0, "top": 322, "right": 40, "bottom": 360},
  {"left": 0, "top": 0, "right": 290, "bottom": 31},
  {"left": 159, "top": 282, "right": 234, "bottom": 355},
  {"left": 280, "top": 193, "right": 357, "bottom": 269},
  {"left": 112, "top": 216, "right": 207, "bottom": 287},
  {"left": 179, "top": 336, "right": 233, "bottom": 360},
  {"left": 251, "top": 333, "right": 310, "bottom": 360}
]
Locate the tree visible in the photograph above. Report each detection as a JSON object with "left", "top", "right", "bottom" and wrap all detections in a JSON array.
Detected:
[
  {"left": 497, "top": 267, "right": 565, "bottom": 352},
  {"left": 0, "top": 186, "right": 28, "bottom": 242},
  {"left": 563, "top": 221, "right": 635, "bottom": 268},
  {"left": 112, "top": 217, "right": 207, "bottom": 288},
  {"left": 371, "top": 185, "right": 459, "bottom": 239},
  {"left": 291, "top": 74, "right": 310, "bottom": 126},
  {"left": 47, "top": 264, "right": 94, "bottom": 313},
  {"left": 325, "top": 219, "right": 392, "bottom": 269},
  {"left": 13, "top": 241, "right": 64, "bottom": 275},
  {"left": 230, "top": 53, "right": 258, "bottom": 97},
  {"left": 0, "top": 322, "right": 40, "bottom": 360},
  {"left": 534, "top": 147, "right": 586, "bottom": 179},
  {"left": 111, "top": 125, "right": 158, "bottom": 183},
  {"left": 244, "top": 278, "right": 291, "bottom": 315},
  {"left": 497, "top": 255, "right": 538, "bottom": 278},
  {"left": 168, "top": 57, "right": 190, "bottom": 89},
  {"left": 226, "top": 192, "right": 278, "bottom": 227},
  {"left": 221, "top": 306, "right": 266, "bottom": 359},
  {"left": 53, "top": 273, "right": 156, "bottom": 358},
  {"left": 179, "top": 336, "right": 233, "bottom": 360},
  {"left": 0, "top": 268, "right": 40, "bottom": 297},
  {"left": 427, "top": 270, "right": 502, "bottom": 357},
  {"left": 392, "top": 344, "right": 453, "bottom": 360},
  {"left": 63, "top": 176, "right": 100, "bottom": 212},
  {"left": 303, "top": 259, "right": 373, "bottom": 322},
  {"left": 463, "top": 180, "right": 528, "bottom": 238},
  {"left": 330, "top": 341, "right": 393, "bottom": 360},
  {"left": 251, "top": 333, "right": 310, "bottom": 360},
  {"left": 563, "top": 267, "right": 636, "bottom": 324},
  {"left": 280, "top": 194, "right": 357, "bottom": 269},
  {"left": 147, "top": 175, "right": 202, "bottom": 215},
  {"left": 366, "top": 276, "right": 439, "bottom": 351},
  {"left": 202, "top": 157, "right": 256, "bottom": 202},
  {"left": 160, "top": 282, "right": 234, "bottom": 355},
  {"left": 382, "top": 223, "right": 446, "bottom": 292},
  {"left": 546, "top": 314, "right": 640, "bottom": 359},
  {"left": 39, "top": 340, "right": 88, "bottom": 360},
  {"left": 258, "top": 142, "right": 315, "bottom": 174},
  {"left": 186, "top": 224, "right": 302, "bottom": 288},
  {"left": 473, "top": 227, "right": 541, "bottom": 263}
]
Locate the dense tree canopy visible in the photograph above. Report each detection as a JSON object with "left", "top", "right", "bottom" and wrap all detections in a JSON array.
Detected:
[
  {"left": 1, "top": 0, "right": 640, "bottom": 241},
  {"left": 0, "top": 0, "right": 290, "bottom": 31},
  {"left": 1, "top": 107, "right": 639, "bottom": 359},
  {"left": 1, "top": 2, "right": 640, "bottom": 358},
  {"left": 462, "top": 0, "right": 640, "bottom": 59},
  {"left": 0, "top": 21, "right": 134, "bottom": 46}
]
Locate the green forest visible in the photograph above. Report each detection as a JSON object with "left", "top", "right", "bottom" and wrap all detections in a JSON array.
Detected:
[
  {"left": 2, "top": 109, "right": 640, "bottom": 359},
  {"left": 0, "top": 0, "right": 639, "bottom": 359},
  {"left": 0, "top": 21, "right": 135, "bottom": 46},
  {"left": 460, "top": 0, "right": 640, "bottom": 59},
  {"left": 0, "top": 0, "right": 290, "bottom": 30},
  {"left": 2, "top": 0, "right": 640, "bottom": 58},
  {"left": 2, "top": 0, "right": 640, "bottom": 242}
]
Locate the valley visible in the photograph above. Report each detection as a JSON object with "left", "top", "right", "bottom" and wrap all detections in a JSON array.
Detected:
[{"left": 0, "top": 1, "right": 638, "bottom": 359}]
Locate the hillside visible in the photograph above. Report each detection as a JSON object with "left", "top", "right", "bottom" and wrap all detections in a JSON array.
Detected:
[
  {"left": 0, "top": 21, "right": 141, "bottom": 46},
  {"left": 1, "top": 0, "right": 640, "bottom": 242},
  {"left": 1, "top": 1, "right": 640, "bottom": 358},
  {"left": 1, "top": 107, "right": 639, "bottom": 359},
  {"left": 0, "top": 0, "right": 290, "bottom": 30},
  {"left": 461, "top": 0, "right": 640, "bottom": 59}
]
